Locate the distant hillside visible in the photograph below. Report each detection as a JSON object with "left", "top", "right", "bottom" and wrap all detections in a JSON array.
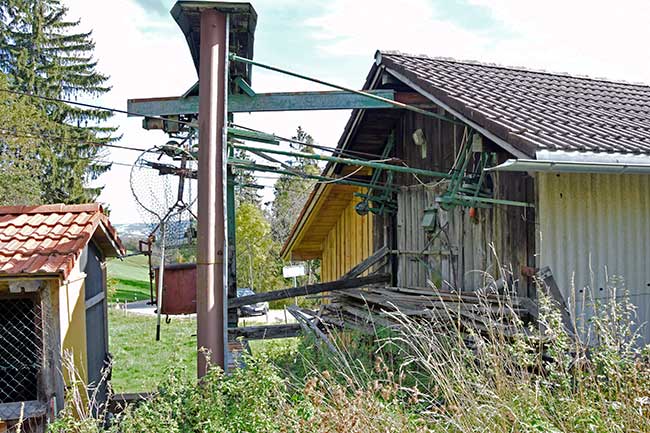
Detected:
[
  {"left": 114, "top": 222, "right": 153, "bottom": 240},
  {"left": 114, "top": 220, "right": 195, "bottom": 253}
]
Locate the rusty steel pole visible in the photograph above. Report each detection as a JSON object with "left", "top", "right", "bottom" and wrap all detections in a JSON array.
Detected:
[{"left": 197, "top": 9, "right": 227, "bottom": 376}]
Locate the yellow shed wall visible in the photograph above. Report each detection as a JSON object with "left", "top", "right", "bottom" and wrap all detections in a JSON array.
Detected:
[
  {"left": 58, "top": 261, "right": 88, "bottom": 384},
  {"left": 321, "top": 192, "right": 374, "bottom": 282}
]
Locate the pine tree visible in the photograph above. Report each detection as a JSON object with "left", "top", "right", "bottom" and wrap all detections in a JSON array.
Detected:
[{"left": 0, "top": 0, "right": 115, "bottom": 203}]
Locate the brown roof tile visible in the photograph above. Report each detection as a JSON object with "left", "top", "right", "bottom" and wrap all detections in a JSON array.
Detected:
[
  {"left": 379, "top": 51, "right": 650, "bottom": 156},
  {"left": 0, "top": 203, "right": 125, "bottom": 278}
]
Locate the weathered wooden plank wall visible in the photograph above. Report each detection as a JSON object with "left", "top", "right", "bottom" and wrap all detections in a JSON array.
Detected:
[
  {"left": 394, "top": 110, "right": 463, "bottom": 185},
  {"left": 391, "top": 111, "right": 535, "bottom": 295},
  {"left": 397, "top": 185, "right": 481, "bottom": 289},
  {"left": 395, "top": 180, "right": 534, "bottom": 294}
]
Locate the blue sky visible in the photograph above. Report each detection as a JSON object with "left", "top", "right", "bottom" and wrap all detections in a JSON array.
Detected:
[{"left": 62, "top": 0, "right": 650, "bottom": 223}]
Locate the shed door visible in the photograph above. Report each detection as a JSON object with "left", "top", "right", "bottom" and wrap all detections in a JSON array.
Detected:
[{"left": 84, "top": 243, "right": 109, "bottom": 412}]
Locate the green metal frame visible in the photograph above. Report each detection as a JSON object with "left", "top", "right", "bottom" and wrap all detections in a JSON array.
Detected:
[
  {"left": 229, "top": 53, "right": 461, "bottom": 124},
  {"left": 230, "top": 143, "right": 452, "bottom": 180},
  {"left": 126, "top": 89, "right": 398, "bottom": 117},
  {"left": 227, "top": 127, "right": 279, "bottom": 145},
  {"left": 354, "top": 131, "right": 397, "bottom": 216},
  {"left": 435, "top": 129, "right": 533, "bottom": 210},
  {"left": 228, "top": 159, "right": 394, "bottom": 192},
  {"left": 234, "top": 76, "right": 256, "bottom": 97}
]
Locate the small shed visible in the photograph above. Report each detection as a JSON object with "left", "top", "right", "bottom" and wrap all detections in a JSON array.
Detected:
[
  {"left": 0, "top": 204, "right": 124, "bottom": 431},
  {"left": 282, "top": 51, "right": 650, "bottom": 344}
]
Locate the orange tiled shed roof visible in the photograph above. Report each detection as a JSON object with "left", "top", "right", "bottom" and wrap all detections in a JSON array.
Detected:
[{"left": 0, "top": 203, "right": 125, "bottom": 278}]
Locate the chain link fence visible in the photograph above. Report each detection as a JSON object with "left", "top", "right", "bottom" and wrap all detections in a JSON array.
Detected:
[{"left": 0, "top": 296, "right": 45, "bottom": 422}]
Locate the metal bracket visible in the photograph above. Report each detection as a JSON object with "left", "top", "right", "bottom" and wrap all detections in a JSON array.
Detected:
[{"left": 354, "top": 132, "right": 397, "bottom": 216}]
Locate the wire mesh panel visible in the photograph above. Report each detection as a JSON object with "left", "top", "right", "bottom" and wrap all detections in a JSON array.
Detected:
[{"left": 0, "top": 297, "right": 43, "bottom": 405}]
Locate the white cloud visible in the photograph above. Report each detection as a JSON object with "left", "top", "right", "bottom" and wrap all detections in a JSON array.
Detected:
[
  {"left": 305, "top": 0, "right": 491, "bottom": 60},
  {"left": 306, "top": 0, "right": 650, "bottom": 83},
  {"left": 467, "top": 0, "right": 650, "bottom": 82},
  {"left": 63, "top": 0, "right": 197, "bottom": 223},
  {"left": 60, "top": 0, "right": 650, "bottom": 224}
]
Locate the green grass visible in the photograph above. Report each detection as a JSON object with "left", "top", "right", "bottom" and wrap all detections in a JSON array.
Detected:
[
  {"left": 107, "top": 255, "right": 151, "bottom": 303},
  {"left": 109, "top": 309, "right": 295, "bottom": 393},
  {"left": 109, "top": 309, "right": 197, "bottom": 392}
]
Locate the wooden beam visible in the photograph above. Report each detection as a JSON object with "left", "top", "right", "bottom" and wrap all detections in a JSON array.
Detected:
[
  {"left": 536, "top": 267, "right": 573, "bottom": 333},
  {"left": 229, "top": 273, "right": 390, "bottom": 308},
  {"left": 127, "top": 89, "right": 396, "bottom": 117},
  {"left": 341, "top": 246, "right": 389, "bottom": 279},
  {"left": 85, "top": 291, "right": 105, "bottom": 310},
  {"left": 228, "top": 323, "right": 303, "bottom": 340}
]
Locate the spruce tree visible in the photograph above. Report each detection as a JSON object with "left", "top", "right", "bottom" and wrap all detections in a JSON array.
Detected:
[
  {"left": 270, "top": 126, "right": 320, "bottom": 243},
  {"left": 0, "top": 0, "right": 115, "bottom": 203},
  {"left": 0, "top": 72, "right": 47, "bottom": 205}
]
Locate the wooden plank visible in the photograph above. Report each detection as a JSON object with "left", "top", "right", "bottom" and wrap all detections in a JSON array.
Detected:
[
  {"left": 0, "top": 401, "right": 46, "bottom": 420},
  {"left": 229, "top": 273, "right": 390, "bottom": 308},
  {"left": 341, "top": 246, "right": 389, "bottom": 279},
  {"left": 84, "top": 291, "right": 105, "bottom": 310},
  {"left": 344, "top": 203, "right": 351, "bottom": 274},
  {"left": 228, "top": 323, "right": 302, "bottom": 340},
  {"left": 536, "top": 267, "right": 572, "bottom": 331},
  {"left": 396, "top": 187, "right": 406, "bottom": 286}
]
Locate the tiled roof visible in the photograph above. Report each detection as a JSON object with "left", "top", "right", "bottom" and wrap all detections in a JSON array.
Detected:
[
  {"left": 379, "top": 51, "right": 650, "bottom": 156},
  {"left": 0, "top": 204, "right": 125, "bottom": 278}
]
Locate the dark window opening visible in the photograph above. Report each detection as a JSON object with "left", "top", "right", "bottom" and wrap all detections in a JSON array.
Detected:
[{"left": 0, "top": 298, "right": 42, "bottom": 403}]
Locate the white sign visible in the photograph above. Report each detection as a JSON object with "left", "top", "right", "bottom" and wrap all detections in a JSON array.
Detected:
[{"left": 283, "top": 264, "right": 306, "bottom": 278}]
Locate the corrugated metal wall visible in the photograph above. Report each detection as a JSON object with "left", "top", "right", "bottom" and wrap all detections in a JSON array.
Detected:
[
  {"left": 321, "top": 192, "right": 374, "bottom": 282},
  {"left": 538, "top": 172, "right": 650, "bottom": 342},
  {"left": 396, "top": 185, "right": 497, "bottom": 290}
]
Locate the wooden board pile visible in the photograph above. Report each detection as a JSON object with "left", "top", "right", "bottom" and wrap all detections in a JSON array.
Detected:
[{"left": 320, "top": 285, "right": 536, "bottom": 337}]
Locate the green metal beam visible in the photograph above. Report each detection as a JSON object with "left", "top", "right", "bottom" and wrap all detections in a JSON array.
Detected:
[
  {"left": 230, "top": 143, "right": 452, "bottom": 180},
  {"left": 229, "top": 53, "right": 460, "bottom": 124},
  {"left": 126, "top": 89, "right": 396, "bottom": 117},
  {"left": 437, "top": 195, "right": 533, "bottom": 208},
  {"left": 227, "top": 127, "right": 279, "bottom": 145},
  {"left": 229, "top": 160, "right": 394, "bottom": 192}
]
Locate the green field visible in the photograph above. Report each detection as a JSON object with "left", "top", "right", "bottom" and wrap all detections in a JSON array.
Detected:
[
  {"left": 107, "top": 254, "right": 295, "bottom": 392},
  {"left": 108, "top": 310, "right": 296, "bottom": 392},
  {"left": 107, "top": 255, "right": 151, "bottom": 303},
  {"left": 109, "top": 309, "right": 197, "bottom": 392}
]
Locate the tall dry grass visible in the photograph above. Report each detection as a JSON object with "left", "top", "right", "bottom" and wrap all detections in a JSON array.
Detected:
[{"left": 50, "top": 277, "right": 650, "bottom": 432}]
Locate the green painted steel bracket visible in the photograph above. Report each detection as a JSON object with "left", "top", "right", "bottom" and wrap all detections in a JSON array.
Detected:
[
  {"left": 228, "top": 159, "right": 395, "bottom": 192},
  {"left": 229, "top": 53, "right": 461, "bottom": 124},
  {"left": 437, "top": 195, "right": 533, "bottom": 208},
  {"left": 234, "top": 76, "right": 256, "bottom": 97},
  {"left": 126, "top": 89, "right": 397, "bottom": 117},
  {"left": 230, "top": 143, "right": 452, "bottom": 179},
  {"left": 227, "top": 127, "right": 279, "bottom": 145},
  {"left": 354, "top": 132, "right": 397, "bottom": 216}
]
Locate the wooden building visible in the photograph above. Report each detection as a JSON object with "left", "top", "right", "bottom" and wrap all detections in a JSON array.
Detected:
[
  {"left": 282, "top": 51, "right": 650, "bottom": 342},
  {"left": 0, "top": 204, "right": 124, "bottom": 431}
]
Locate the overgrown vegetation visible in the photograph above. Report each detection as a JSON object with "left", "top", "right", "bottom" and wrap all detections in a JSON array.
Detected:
[{"left": 52, "top": 284, "right": 650, "bottom": 432}]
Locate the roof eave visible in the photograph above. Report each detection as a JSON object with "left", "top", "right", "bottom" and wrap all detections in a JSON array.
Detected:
[{"left": 279, "top": 61, "right": 384, "bottom": 259}]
